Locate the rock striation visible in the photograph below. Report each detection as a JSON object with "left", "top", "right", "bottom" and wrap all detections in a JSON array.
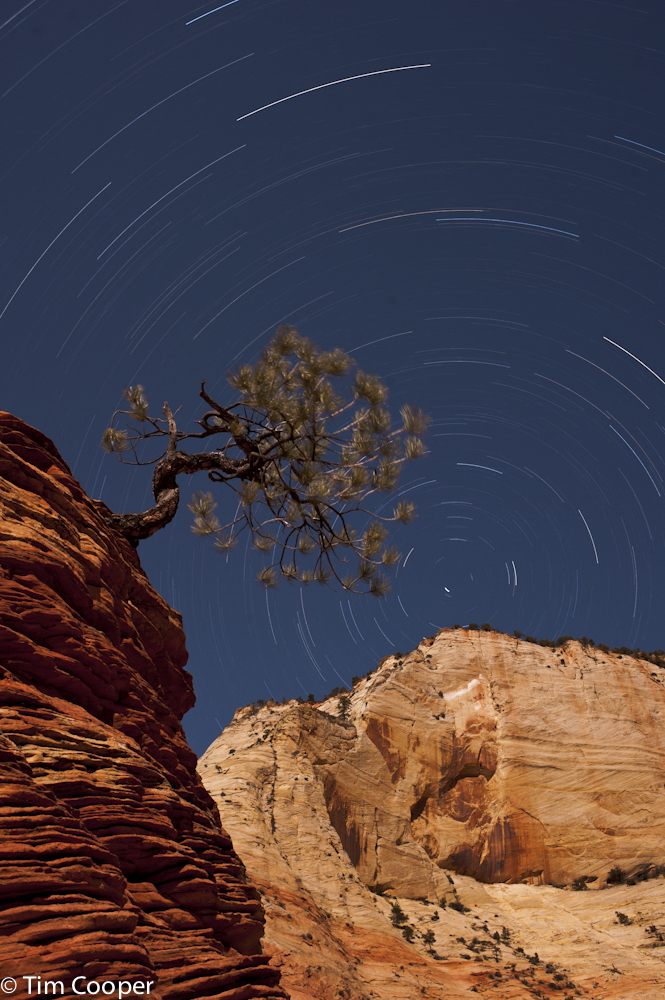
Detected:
[
  {"left": 199, "top": 629, "right": 665, "bottom": 998},
  {"left": 0, "top": 412, "right": 287, "bottom": 1000}
]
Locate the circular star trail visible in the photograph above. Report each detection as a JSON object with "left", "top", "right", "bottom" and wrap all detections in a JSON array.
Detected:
[{"left": 2, "top": 0, "right": 664, "bottom": 753}]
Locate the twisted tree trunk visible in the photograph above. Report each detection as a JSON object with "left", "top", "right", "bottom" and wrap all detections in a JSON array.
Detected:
[
  {"left": 103, "top": 396, "right": 277, "bottom": 546},
  {"left": 103, "top": 449, "right": 251, "bottom": 545}
]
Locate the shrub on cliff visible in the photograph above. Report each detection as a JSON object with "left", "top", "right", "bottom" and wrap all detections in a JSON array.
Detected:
[
  {"left": 101, "top": 326, "right": 429, "bottom": 597},
  {"left": 390, "top": 901, "right": 408, "bottom": 926},
  {"left": 337, "top": 694, "right": 351, "bottom": 720}
]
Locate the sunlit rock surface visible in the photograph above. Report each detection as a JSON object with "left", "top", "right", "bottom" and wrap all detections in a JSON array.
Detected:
[
  {"left": 0, "top": 413, "right": 287, "bottom": 1000},
  {"left": 200, "top": 629, "right": 665, "bottom": 998}
]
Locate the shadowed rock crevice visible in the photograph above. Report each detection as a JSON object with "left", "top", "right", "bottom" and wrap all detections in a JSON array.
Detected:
[
  {"left": 410, "top": 787, "right": 433, "bottom": 822},
  {"left": 322, "top": 772, "right": 363, "bottom": 868},
  {"left": 442, "top": 759, "right": 496, "bottom": 798}
]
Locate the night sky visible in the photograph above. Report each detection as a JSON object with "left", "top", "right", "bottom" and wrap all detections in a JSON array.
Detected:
[{"left": 3, "top": 0, "right": 665, "bottom": 755}]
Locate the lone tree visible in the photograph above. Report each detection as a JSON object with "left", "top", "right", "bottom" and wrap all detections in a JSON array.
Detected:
[
  {"left": 422, "top": 928, "right": 436, "bottom": 953},
  {"left": 101, "top": 325, "right": 429, "bottom": 596}
]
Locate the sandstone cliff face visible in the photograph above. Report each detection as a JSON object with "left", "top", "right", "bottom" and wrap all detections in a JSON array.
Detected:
[
  {"left": 199, "top": 630, "right": 665, "bottom": 998},
  {"left": 0, "top": 413, "right": 287, "bottom": 1000}
]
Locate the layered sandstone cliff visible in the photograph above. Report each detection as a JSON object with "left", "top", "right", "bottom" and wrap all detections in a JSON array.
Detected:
[
  {"left": 0, "top": 413, "right": 287, "bottom": 1000},
  {"left": 199, "top": 630, "right": 665, "bottom": 999}
]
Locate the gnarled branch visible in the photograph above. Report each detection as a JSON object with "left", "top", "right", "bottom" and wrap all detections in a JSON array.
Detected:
[{"left": 104, "top": 447, "right": 254, "bottom": 545}]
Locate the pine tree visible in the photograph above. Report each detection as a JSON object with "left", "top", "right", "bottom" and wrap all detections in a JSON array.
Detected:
[{"left": 101, "top": 326, "right": 429, "bottom": 596}]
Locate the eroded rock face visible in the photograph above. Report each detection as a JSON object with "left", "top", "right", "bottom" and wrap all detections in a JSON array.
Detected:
[
  {"left": 0, "top": 413, "right": 287, "bottom": 1000},
  {"left": 199, "top": 629, "right": 665, "bottom": 998},
  {"left": 314, "top": 630, "right": 665, "bottom": 889}
]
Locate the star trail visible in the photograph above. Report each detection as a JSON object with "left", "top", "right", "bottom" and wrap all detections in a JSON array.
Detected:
[{"left": 2, "top": 0, "right": 664, "bottom": 754}]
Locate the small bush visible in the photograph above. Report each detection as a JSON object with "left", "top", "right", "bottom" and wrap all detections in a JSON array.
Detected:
[
  {"left": 615, "top": 911, "right": 631, "bottom": 925},
  {"left": 401, "top": 925, "right": 415, "bottom": 942},
  {"left": 607, "top": 866, "right": 626, "bottom": 885},
  {"left": 467, "top": 622, "right": 478, "bottom": 630},
  {"left": 449, "top": 899, "right": 469, "bottom": 913},
  {"left": 390, "top": 902, "right": 407, "bottom": 926},
  {"left": 572, "top": 877, "right": 588, "bottom": 891}
]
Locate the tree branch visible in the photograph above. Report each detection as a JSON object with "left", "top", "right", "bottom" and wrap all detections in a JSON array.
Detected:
[{"left": 104, "top": 448, "right": 250, "bottom": 545}]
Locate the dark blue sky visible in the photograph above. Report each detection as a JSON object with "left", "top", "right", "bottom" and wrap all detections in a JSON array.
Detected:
[{"left": 3, "top": 0, "right": 665, "bottom": 754}]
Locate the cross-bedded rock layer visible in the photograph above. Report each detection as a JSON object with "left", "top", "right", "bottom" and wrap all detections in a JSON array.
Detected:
[
  {"left": 0, "top": 412, "right": 287, "bottom": 1000},
  {"left": 199, "top": 630, "right": 665, "bottom": 998}
]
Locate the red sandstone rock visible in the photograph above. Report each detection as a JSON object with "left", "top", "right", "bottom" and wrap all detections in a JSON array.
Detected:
[{"left": 0, "top": 413, "right": 288, "bottom": 1000}]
